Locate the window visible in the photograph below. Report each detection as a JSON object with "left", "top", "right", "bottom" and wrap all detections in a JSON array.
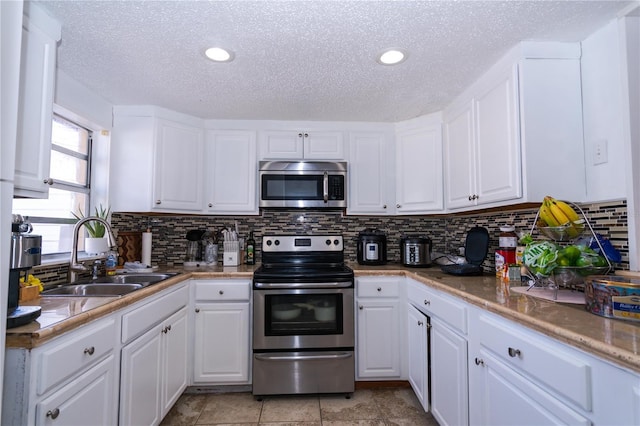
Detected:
[{"left": 12, "top": 114, "right": 92, "bottom": 255}]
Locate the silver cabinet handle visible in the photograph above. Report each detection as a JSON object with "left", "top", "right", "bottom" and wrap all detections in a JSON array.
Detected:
[
  {"left": 396, "top": 204, "right": 401, "bottom": 208},
  {"left": 155, "top": 200, "right": 161, "bottom": 205},
  {"left": 508, "top": 347, "right": 521, "bottom": 357},
  {"left": 43, "top": 178, "right": 54, "bottom": 185},
  {"left": 383, "top": 205, "right": 387, "bottom": 209},
  {"left": 162, "top": 325, "right": 172, "bottom": 334},
  {"left": 377, "top": 287, "right": 382, "bottom": 292},
  {"left": 298, "top": 132, "right": 304, "bottom": 138},
  {"left": 208, "top": 203, "right": 213, "bottom": 208},
  {"left": 424, "top": 299, "right": 430, "bottom": 306},
  {"left": 475, "top": 357, "right": 484, "bottom": 366},
  {"left": 219, "top": 290, "right": 224, "bottom": 295},
  {"left": 83, "top": 346, "right": 95, "bottom": 355},
  {"left": 46, "top": 408, "right": 60, "bottom": 419},
  {"left": 417, "top": 320, "right": 423, "bottom": 326},
  {"left": 359, "top": 305, "right": 363, "bottom": 310},
  {"left": 195, "top": 308, "right": 200, "bottom": 313}
]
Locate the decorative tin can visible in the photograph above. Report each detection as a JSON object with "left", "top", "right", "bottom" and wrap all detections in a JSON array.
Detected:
[{"left": 584, "top": 276, "right": 640, "bottom": 322}]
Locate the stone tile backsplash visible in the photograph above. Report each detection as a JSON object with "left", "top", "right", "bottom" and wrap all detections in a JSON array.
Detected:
[{"left": 33, "top": 200, "right": 630, "bottom": 285}]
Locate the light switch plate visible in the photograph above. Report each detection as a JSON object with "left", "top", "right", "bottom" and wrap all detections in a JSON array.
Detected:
[{"left": 593, "top": 139, "right": 608, "bottom": 165}]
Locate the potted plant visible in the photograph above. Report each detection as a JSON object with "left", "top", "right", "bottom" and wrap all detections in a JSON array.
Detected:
[{"left": 72, "top": 204, "right": 111, "bottom": 254}]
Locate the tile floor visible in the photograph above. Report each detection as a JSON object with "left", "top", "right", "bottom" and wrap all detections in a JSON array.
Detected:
[{"left": 161, "top": 387, "right": 439, "bottom": 425}]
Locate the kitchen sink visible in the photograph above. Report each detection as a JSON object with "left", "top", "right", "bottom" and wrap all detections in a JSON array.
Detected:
[
  {"left": 41, "top": 272, "right": 179, "bottom": 297},
  {"left": 42, "top": 283, "right": 144, "bottom": 297}
]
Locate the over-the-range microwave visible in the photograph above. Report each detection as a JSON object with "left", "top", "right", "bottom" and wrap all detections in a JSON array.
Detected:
[{"left": 259, "top": 160, "right": 347, "bottom": 209}]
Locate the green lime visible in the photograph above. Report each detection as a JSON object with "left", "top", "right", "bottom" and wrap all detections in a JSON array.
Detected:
[
  {"left": 592, "top": 255, "right": 607, "bottom": 267},
  {"left": 576, "top": 256, "right": 593, "bottom": 267},
  {"left": 556, "top": 254, "right": 571, "bottom": 266},
  {"left": 562, "top": 246, "right": 581, "bottom": 264}
]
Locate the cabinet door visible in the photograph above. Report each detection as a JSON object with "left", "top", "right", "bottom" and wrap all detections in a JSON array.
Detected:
[
  {"left": 395, "top": 125, "right": 443, "bottom": 214},
  {"left": 259, "top": 131, "right": 304, "bottom": 159},
  {"left": 356, "top": 299, "right": 401, "bottom": 378},
  {"left": 407, "top": 305, "right": 429, "bottom": 412},
  {"left": 152, "top": 119, "right": 204, "bottom": 211},
  {"left": 119, "top": 324, "right": 162, "bottom": 426},
  {"left": 36, "top": 355, "right": 117, "bottom": 426},
  {"left": 161, "top": 307, "right": 188, "bottom": 418},
  {"left": 14, "top": 14, "right": 60, "bottom": 198},
  {"left": 430, "top": 317, "right": 468, "bottom": 426},
  {"left": 193, "top": 302, "right": 250, "bottom": 384},
  {"left": 470, "top": 349, "right": 589, "bottom": 426},
  {"left": 303, "top": 131, "right": 345, "bottom": 159},
  {"left": 348, "top": 132, "right": 392, "bottom": 214},
  {"left": 443, "top": 101, "right": 475, "bottom": 209},
  {"left": 473, "top": 64, "right": 522, "bottom": 206},
  {"left": 205, "top": 130, "right": 257, "bottom": 214}
]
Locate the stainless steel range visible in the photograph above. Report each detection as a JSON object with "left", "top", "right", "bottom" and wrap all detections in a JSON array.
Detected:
[{"left": 252, "top": 235, "right": 355, "bottom": 397}]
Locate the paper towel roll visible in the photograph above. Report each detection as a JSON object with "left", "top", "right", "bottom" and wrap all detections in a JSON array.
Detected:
[{"left": 141, "top": 231, "right": 152, "bottom": 267}]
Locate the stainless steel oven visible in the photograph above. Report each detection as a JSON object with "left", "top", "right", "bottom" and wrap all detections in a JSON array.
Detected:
[{"left": 252, "top": 235, "right": 355, "bottom": 397}]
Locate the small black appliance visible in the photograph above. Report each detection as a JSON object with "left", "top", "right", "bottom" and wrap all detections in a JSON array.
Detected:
[
  {"left": 8, "top": 216, "right": 42, "bottom": 328},
  {"left": 441, "top": 227, "right": 490, "bottom": 276},
  {"left": 357, "top": 229, "right": 387, "bottom": 265}
]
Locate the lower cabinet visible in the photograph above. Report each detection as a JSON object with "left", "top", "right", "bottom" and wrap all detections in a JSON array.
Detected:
[
  {"left": 407, "top": 304, "right": 429, "bottom": 411},
  {"left": 355, "top": 277, "right": 404, "bottom": 379},
  {"left": 120, "top": 307, "right": 188, "bottom": 426},
  {"left": 192, "top": 279, "right": 251, "bottom": 384}
]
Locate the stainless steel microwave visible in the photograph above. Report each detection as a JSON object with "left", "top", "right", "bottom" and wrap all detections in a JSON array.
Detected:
[{"left": 259, "top": 161, "right": 347, "bottom": 209}]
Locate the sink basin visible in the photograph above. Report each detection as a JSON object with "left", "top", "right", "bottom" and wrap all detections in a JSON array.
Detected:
[
  {"left": 42, "top": 283, "right": 143, "bottom": 297},
  {"left": 41, "top": 273, "right": 179, "bottom": 297}
]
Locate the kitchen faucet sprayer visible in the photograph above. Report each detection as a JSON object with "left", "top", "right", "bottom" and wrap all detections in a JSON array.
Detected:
[{"left": 69, "top": 216, "right": 117, "bottom": 283}]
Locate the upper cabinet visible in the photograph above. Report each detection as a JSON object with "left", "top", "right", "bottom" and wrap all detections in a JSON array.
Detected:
[
  {"left": 347, "top": 131, "right": 395, "bottom": 215},
  {"left": 13, "top": 5, "right": 61, "bottom": 198},
  {"left": 259, "top": 130, "right": 345, "bottom": 160},
  {"left": 110, "top": 108, "right": 259, "bottom": 215},
  {"left": 204, "top": 130, "right": 257, "bottom": 214},
  {"left": 443, "top": 43, "right": 586, "bottom": 211},
  {"left": 395, "top": 116, "right": 444, "bottom": 214}
]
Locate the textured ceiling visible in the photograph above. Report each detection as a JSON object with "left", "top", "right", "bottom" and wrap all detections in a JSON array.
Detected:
[{"left": 35, "top": 0, "right": 632, "bottom": 122}]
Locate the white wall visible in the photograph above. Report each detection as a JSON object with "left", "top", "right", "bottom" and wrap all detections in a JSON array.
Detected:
[{"left": 581, "top": 20, "right": 627, "bottom": 202}]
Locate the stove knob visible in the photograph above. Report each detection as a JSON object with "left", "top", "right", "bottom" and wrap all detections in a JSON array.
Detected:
[
  {"left": 266, "top": 240, "right": 272, "bottom": 246},
  {"left": 334, "top": 239, "right": 340, "bottom": 246},
  {"left": 326, "top": 239, "right": 331, "bottom": 245},
  {"left": 274, "top": 240, "right": 280, "bottom": 246}
]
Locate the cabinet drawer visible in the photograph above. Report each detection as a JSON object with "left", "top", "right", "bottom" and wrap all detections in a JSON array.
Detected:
[
  {"left": 407, "top": 280, "right": 467, "bottom": 334},
  {"left": 37, "top": 316, "right": 116, "bottom": 396},
  {"left": 194, "top": 279, "right": 251, "bottom": 301},
  {"left": 122, "top": 284, "right": 188, "bottom": 344},
  {"left": 356, "top": 277, "right": 400, "bottom": 298},
  {"left": 478, "top": 313, "right": 592, "bottom": 411}
]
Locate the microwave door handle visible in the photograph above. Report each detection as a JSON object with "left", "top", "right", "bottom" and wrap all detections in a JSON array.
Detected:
[{"left": 323, "top": 171, "right": 328, "bottom": 203}]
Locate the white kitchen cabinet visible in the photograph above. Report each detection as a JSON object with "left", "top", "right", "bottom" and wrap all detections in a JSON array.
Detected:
[
  {"left": 192, "top": 279, "right": 251, "bottom": 384},
  {"left": 119, "top": 283, "right": 189, "bottom": 426},
  {"left": 443, "top": 43, "right": 586, "bottom": 210},
  {"left": 2, "top": 315, "right": 120, "bottom": 426},
  {"left": 35, "top": 355, "right": 117, "bottom": 426},
  {"left": 347, "top": 132, "right": 394, "bottom": 215},
  {"left": 204, "top": 130, "right": 258, "bottom": 214},
  {"left": 259, "top": 130, "right": 345, "bottom": 160},
  {"left": 468, "top": 307, "right": 640, "bottom": 426},
  {"left": 406, "top": 278, "right": 468, "bottom": 425},
  {"left": 152, "top": 119, "right": 205, "bottom": 212},
  {"left": 395, "top": 121, "right": 444, "bottom": 214},
  {"left": 444, "top": 64, "right": 521, "bottom": 209},
  {"left": 407, "top": 304, "right": 429, "bottom": 411},
  {"left": 13, "top": 5, "right": 61, "bottom": 198},
  {"left": 356, "top": 277, "right": 404, "bottom": 379}
]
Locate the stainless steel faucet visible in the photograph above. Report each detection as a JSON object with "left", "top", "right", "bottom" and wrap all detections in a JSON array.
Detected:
[{"left": 69, "top": 216, "right": 117, "bottom": 283}]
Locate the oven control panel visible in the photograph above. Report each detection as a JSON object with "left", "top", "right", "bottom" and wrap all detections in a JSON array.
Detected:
[{"left": 262, "top": 235, "right": 343, "bottom": 252}]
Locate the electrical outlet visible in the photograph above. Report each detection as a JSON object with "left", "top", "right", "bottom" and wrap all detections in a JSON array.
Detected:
[{"left": 593, "top": 139, "right": 608, "bottom": 165}]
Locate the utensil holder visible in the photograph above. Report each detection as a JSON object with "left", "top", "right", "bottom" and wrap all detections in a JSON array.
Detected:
[{"left": 223, "top": 241, "right": 240, "bottom": 266}]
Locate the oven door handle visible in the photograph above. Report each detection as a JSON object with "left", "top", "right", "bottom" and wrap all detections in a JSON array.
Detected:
[
  {"left": 323, "top": 171, "right": 329, "bottom": 203},
  {"left": 255, "top": 352, "right": 353, "bottom": 362},
  {"left": 254, "top": 281, "right": 353, "bottom": 289}
]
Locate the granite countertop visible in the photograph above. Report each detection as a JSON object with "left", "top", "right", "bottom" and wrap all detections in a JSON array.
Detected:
[{"left": 7, "top": 263, "right": 640, "bottom": 375}]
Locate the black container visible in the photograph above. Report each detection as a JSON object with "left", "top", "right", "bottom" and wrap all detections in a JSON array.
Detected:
[{"left": 357, "top": 229, "right": 387, "bottom": 265}]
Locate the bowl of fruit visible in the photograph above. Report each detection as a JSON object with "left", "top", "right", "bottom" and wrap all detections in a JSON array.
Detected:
[
  {"left": 536, "top": 196, "right": 586, "bottom": 241},
  {"left": 551, "top": 245, "right": 610, "bottom": 287}
]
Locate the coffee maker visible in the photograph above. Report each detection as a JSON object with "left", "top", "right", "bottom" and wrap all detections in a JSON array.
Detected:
[
  {"left": 8, "top": 215, "right": 42, "bottom": 328},
  {"left": 184, "top": 229, "right": 206, "bottom": 267}
]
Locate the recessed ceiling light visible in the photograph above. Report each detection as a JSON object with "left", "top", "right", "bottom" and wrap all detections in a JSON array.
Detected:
[
  {"left": 377, "top": 48, "right": 408, "bottom": 65},
  {"left": 205, "top": 47, "right": 234, "bottom": 62}
]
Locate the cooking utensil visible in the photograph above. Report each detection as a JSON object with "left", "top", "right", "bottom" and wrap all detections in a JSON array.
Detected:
[{"left": 272, "top": 304, "right": 301, "bottom": 320}]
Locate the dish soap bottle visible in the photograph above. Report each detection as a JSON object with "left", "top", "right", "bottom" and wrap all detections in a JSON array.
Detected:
[
  {"left": 106, "top": 251, "right": 117, "bottom": 276},
  {"left": 246, "top": 231, "right": 255, "bottom": 265}
]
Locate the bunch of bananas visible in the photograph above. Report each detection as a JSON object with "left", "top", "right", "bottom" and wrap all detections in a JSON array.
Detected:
[
  {"left": 537, "top": 196, "right": 584, "bottom": 238},
  {"left": 19, "top": 274, "right": 43, "bottom": 292}
]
